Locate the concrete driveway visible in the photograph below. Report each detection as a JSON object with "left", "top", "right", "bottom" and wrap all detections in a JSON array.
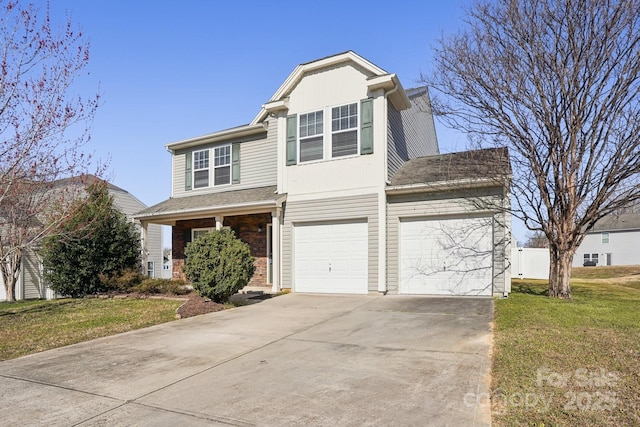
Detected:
[{"left": 0, "top": 294, "right": 493, "bottom": 426}]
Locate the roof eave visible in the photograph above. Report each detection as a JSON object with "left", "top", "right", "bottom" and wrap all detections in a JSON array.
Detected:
[
  {"left": 165, "top": 123, "right": 268, "bottom": 152},
  {"left": 135, "top": 199, "right": 279, "bottom": 225},
  {"left": 386, "top": 177, "right": 503, "bottom": 195}
]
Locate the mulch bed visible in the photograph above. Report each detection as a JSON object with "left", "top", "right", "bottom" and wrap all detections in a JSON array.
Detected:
[{"left": 176, "top": 293, "right": 225, "bottom": 318}]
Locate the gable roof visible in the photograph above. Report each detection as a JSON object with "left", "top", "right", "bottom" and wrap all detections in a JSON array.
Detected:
[
  {"left": 255, "top": 50, "right": 411, "bottom": 124},
  {"left": 389, "top": 147, "right": 511, "bottom": 188},
  {"left": 591, "top": 212, "right": 640, "bottom": 232}
]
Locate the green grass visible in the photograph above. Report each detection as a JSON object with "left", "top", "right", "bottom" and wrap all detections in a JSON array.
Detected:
[
  {"left": 493, "top": 272, "right": 640, "bottom": 425},
  {"left": 0, "top": 298, "right": 183, "bottom": 361}
]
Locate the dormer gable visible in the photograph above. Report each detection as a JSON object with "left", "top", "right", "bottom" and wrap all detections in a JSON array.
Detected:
[{"left": 255, "top": 51, "right": 411, "bottom": 125}]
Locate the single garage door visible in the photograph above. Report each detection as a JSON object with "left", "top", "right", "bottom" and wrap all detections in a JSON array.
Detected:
[
  {"left": 400, "top": 216, "right": 493, "bottom": 296},
  {"left": 294, "top": 221, "right": 368, "bottom": 294}
]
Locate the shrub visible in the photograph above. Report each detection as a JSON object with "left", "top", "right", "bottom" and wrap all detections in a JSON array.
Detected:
[
  {"left": 132, "top": 278, "right": 190, "bottom": 295},
  {"left": 42, "top": 184, "right": 141, "bottom": 298},
  {"left": 183, "top": 228, "right": 255, "bottom": 303}
]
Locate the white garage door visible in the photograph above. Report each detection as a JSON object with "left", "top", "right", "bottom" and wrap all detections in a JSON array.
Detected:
[
  {"left": 294, "top": 221, "right": 368, "bottom": 294},
  {"left": 400, "top": 216, "right": 493, "bottom": 296}
]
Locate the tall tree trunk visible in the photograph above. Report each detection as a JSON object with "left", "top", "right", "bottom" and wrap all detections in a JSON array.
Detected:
[{"left": 548, "top": 246, "right": 574, "bottom": 299}]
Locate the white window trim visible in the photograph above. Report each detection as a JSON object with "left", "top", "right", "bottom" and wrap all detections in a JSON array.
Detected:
[
  {"left": 193, "top": 149, "right": 210, "bottom": 189},
  {"left": 213, "top": 144, "right": 232, "bottom": 186},
  {"left": 601, "top": 232, "right": 609, "bottom": 244},
  {"left": 192, "top": 227, "right": 214, "bottom": 241},
  {"left": 330, "top": 102, "right": 359, "bottom": 158},
  {"left": 298, "top": 110, "right": 324, "bottom": 163},
  {"left": 191, "top": 144, "right": 232, "bottom": 188},
  {"left": 297, "top": 101, "right": 360, "bottom": 164},
  {"left": 146, "top": 261, "right": 155, "bottom": 278}
]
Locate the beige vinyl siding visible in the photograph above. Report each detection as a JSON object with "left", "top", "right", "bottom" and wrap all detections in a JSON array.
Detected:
[
  {"left": 386, "top": 187, "right": 509, "bottom": 295},
  {"left": 21, "top": 249, "right": 44, "bottom": 299},
  {"left": 172, "top": 120, "right": 277, "bottom": 197},
  {"left": 387, "top": 88, "right": 439, "bottom": 180},
  {"left": 282, "top": 193, "right": 379, "bottom": 292},
  {"left": 111, "top": 189, "right": 164, "bottom": 279}
]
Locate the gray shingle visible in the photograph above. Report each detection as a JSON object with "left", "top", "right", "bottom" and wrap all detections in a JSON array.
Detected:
[
  {"left": 136, "top": 185, "right": 279, "bottom": 218},
  {"left": 389, "top": 147, "right": 510, "bottom": 186}
]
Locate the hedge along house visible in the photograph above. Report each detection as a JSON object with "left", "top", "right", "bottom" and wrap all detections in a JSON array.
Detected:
[{"left": 135, "top": 51, "right": 511, "bottom": 296}]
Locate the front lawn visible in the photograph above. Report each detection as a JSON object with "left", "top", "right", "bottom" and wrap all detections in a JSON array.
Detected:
[
  {"left": 492, "top": 272, "right": 640, "bottom": 425},
  {"left": 0, "top": 298, "right": 183, "bottom": 361}
]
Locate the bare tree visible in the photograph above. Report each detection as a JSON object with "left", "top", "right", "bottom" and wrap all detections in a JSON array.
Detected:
[
  {"left": 425, "top": 0, "right": 640, "bottom": 299},
  {"left": 524, "top": 231, "right": 548, "bottom": 249},
  {"left": 0, "top": 1, "right": 100, "bottom": 302}
]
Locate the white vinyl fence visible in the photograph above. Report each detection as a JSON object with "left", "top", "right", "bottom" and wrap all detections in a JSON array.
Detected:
[{"left": 511, "top": 248, "right": 550, "bottom": 280}]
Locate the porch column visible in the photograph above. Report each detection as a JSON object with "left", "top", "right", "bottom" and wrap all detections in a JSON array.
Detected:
[
  {"left": 215, "top": 216, "right": 224, "bottom": 230},
  {"left": 271, "top": 208, "right": 281, "bottom": 292}
]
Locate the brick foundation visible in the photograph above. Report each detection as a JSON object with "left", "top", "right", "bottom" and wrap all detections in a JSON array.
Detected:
[{"left": 172, "top": 213, "right": 272, "bottom": 287}]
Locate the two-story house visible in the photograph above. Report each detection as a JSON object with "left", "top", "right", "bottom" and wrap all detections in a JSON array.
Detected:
[{"left": 136, "top": 51, "right": 511, "bottom": 296}]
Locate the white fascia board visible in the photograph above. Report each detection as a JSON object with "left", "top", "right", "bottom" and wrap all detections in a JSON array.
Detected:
[
  {"left": 165, "top": 123, "right": 267, "bottom": 152},
  {"left": 385, "top": 178, "right": 500, "bottom": 195},
  {"left": 134, "top": 200, "right": 278, "bottom": 224},
  {"left": 252, "top": 51, "right": 389, "bottom": 125},
  {"left": 367, "top": 74, "right": 411, "bottom": 110}
]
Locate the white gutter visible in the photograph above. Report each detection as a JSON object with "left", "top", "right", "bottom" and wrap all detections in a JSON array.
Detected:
[
  {"left": 386, "top": 177, "right": 501, "bottom": 195},
  {"left": 165, "top": 123, "right": 267, "bottom": 152},
  {"left": 135, "top": 199, "right": 279, "bottom": 222}
]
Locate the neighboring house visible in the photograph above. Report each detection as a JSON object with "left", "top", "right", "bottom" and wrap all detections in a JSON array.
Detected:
[
  {"left": 1, "top": 176, "right": 163, "bottom": 301},
  {"left": 136, "top": 51, "right": 511, "bottom": 296},
  {"left": 572, "top": 212, "right": 640, "bottom": 267}
]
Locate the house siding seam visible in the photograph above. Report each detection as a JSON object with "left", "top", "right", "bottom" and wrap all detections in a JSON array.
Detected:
[
  {"left": 172, "top": 120, "right": 277, "bottom": 198},
  {"left": 386, "top": 188, "right": 508, "bottom": 295},
  {"left": 281, "top": 193, "right": 379, "bottom": 292}
]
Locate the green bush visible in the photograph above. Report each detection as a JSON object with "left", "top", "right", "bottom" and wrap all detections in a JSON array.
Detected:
[
  {"left": 183, "top": 228, "right": 255, "bottom": 303},
  {"left": 42, "top": 184, "right": 141, "bottom": 298},
  {"left": 132, "top": 278, "right": 190, "bottom": 295}
]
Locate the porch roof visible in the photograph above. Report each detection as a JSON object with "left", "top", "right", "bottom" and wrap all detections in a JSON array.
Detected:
[{"left": 134, "top": 185, "right": 282, "bottom": 225}]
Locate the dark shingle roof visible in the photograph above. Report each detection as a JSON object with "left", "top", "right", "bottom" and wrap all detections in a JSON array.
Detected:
[
  {"left": 591, "top": 212, "right": 640, "bottom": 232},
  {"left": 135, "top": 185, "right": 279, "bottom": 219},
  {"left": 390, "top": 147, "right": 511, "bottom": 186}
]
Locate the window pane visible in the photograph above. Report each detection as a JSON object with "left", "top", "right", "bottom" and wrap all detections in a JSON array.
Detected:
[
  {"left": 214, "top": 146, "right": 230, "bottom": 166},
  {"left": 194, "top": 150, "right": 209, "bottom": 170},
  {"left": 214, "top": 165, "right": 231, "bottom": 185},
  {"left": 300, "top": 136, "right": 324, "bottom": 162},
  {"left": 194, "top": 170, "right": 209, "bottom": 188},
  {"left": 332, "top": 130, "right": 357, "bottom": 157},
  {"left": 331, "top": 102, "right": 357, "bottom": 132}
]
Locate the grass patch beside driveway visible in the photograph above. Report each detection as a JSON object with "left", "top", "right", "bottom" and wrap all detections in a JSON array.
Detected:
[
  {"left": 492, "top": 276, "right": 640, "bottom": 425},
  {"left": 0, "top": 298, "right": 183, "bottom": 361}
]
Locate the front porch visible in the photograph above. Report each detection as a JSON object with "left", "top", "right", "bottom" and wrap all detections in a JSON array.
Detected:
[
  {"left": 135, "top": 185, "right": 284, "bottom": 293},
  {"left": 172, "top": 213, "right": 274, "bottom": 288}
]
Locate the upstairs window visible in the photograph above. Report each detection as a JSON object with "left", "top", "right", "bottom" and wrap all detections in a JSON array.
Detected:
[
  {"left": 331, "top": 103, "right": 358, "bottom": 157},
  {"left": 299, "top": 110, "right": 324, "bottom": 162},
  {"left": 214, "top": 145, "right": 231, "bottom": 185},
  {"left": 193, "top": 150, "right": 209, "bottom": 188},
  {"left": 601, "top": 232, "right": 609, "bottom": 244}
]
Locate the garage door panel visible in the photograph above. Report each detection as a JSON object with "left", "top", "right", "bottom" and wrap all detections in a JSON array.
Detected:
[
  {"left": 294, "top": 222, "right": 368, "bottom": 294},
  {"left": 400, "top": 217, "right": 493, "bottom": 296}
]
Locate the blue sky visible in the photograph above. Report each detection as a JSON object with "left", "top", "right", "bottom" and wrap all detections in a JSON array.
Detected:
[{"left": 45, "top": 0, "right": 526, "bottom": 245}]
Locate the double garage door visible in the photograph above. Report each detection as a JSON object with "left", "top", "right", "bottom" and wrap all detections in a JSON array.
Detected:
[
  {"left": 399, "top": 216, "right": 494, "bottom": 296},
  {"left": 294, "top": 221, "right": 368, "bottom": 294},
  {"left": 292, "top": 216, "right": 494, "bottom": 296}
]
